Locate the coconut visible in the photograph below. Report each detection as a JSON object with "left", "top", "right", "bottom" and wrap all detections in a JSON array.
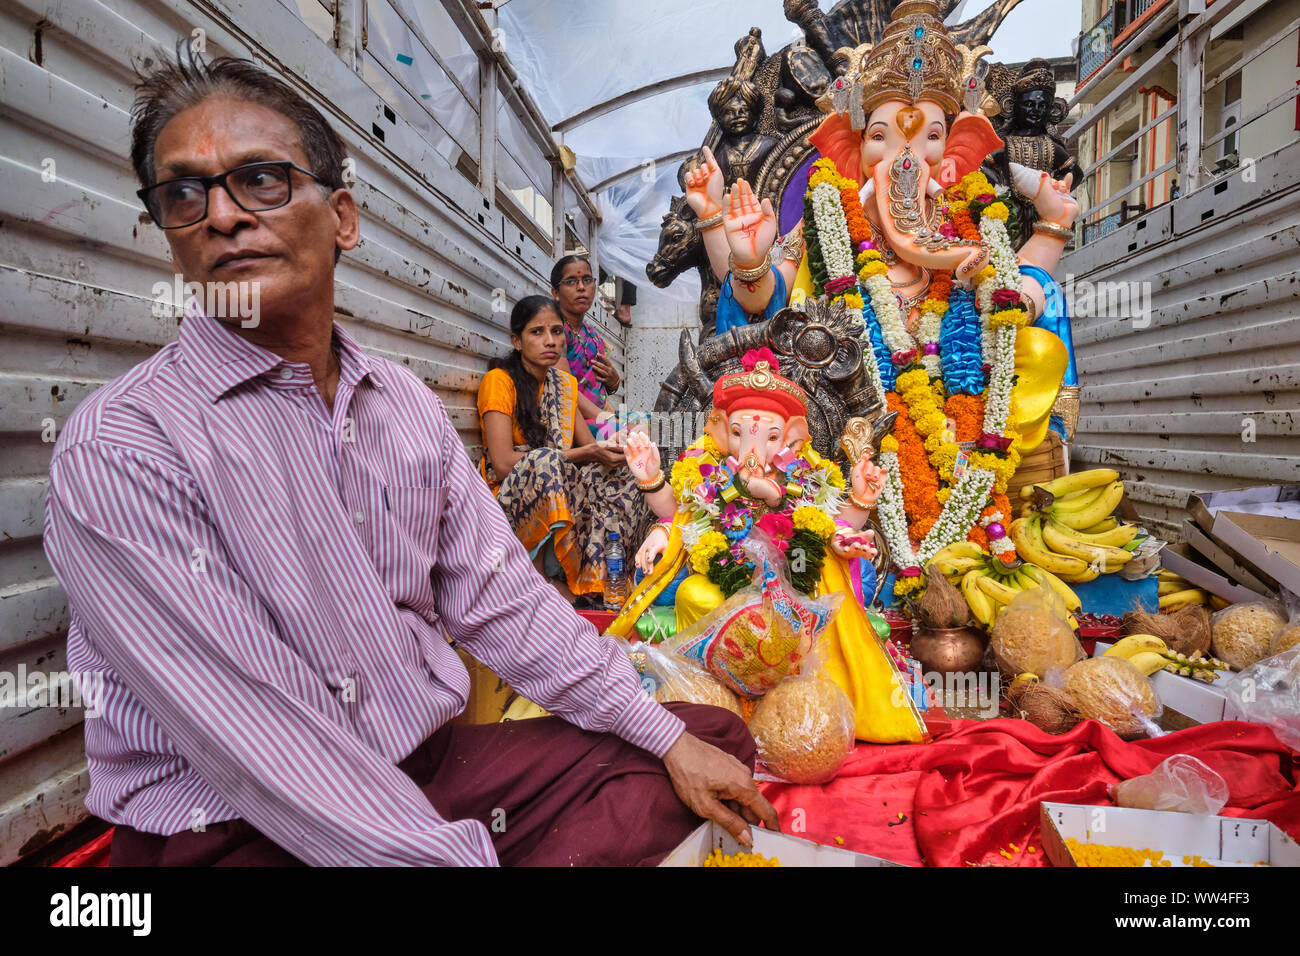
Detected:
[
  {"left": 1211, "top": 603, "right": 1285, "bottom": 670},
  {"left": 748, "top": 678, "right": 854, "bottom": 784},
  {"left": 654, "top": 668, "right": 743, "bottom": 717},
  {"left": 1006, "top": 680, "right": 1082, "bottom": 734},
  {"left": 1271, "top": 622, "right": 1300, "bottom": 657},
  {"left": 1064, "top": 657, "right": 1159, "bottom": 739},
  {"left": 990, "top": 592, "right": 1081, "bottom": 678},
  {"left": 918, "top": 565, "right": 973, "bottom": 628},
  {"left": 1123, "top": 606, "right": 1211, "bottom": 657}
]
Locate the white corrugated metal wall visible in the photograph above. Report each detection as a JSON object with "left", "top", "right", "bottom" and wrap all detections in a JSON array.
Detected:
[
  {"left": 0, "top": 0, "right": 616, "bottom": 863},
  {"left": 1063, "top": 138, "right": 1300, "bottom": 538}
]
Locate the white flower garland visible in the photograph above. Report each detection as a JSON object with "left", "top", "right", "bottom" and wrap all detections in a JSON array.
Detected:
[
  {"left": 863, "top": 272, "right": 910, "bottom": 355},
  {"left": 811, "top": 182, "right": 855, "bottom": 281},
  {"left": 917, "top": 306, "right": 943, "bottom": 377},
  {"left": 822, "top": 183, "right": 1031, "bottom": 571},
  {"left": 875, "top": 451, "right": 918, "bottom": 569},
  {"left": 917, "top": 467, "right": 997, "bottom": 564}
]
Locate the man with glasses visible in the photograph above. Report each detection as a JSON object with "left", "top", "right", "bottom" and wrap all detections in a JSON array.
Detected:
[{"left": 43, "top": 50, "right": 776, "bottom": 866}]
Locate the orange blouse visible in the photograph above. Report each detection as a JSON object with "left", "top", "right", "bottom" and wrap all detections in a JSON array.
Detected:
[{"left": 477, "top": 368, "right": 580, "bottom": 492}]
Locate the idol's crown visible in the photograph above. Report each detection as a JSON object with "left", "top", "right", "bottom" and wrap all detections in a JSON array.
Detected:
[{"left": 817, "top": 0, "right": 991, "bottom": 126}]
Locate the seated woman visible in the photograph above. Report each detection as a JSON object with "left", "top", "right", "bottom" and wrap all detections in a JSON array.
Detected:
[
  {"left": 478, "top": 295, "right": 647, "bottom": 604},
  {"left": 551, "top": 255, "right": 620, "bottom": 435}
]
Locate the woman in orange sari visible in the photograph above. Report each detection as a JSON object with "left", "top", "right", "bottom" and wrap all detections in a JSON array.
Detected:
[{"left": 478, "top": 295, "right": 647, "bottom": 604}]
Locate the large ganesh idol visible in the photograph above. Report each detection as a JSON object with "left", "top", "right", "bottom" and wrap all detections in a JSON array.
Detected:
[
  {"left": 684, "top": 1, "right": 1079, "bottom": 596},
  {"left": 611, "top": 349, "right": 928, "bottom": 745}
]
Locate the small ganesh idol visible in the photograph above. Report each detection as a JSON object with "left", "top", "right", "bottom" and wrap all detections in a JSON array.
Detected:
[{"left": 612, "top": 348, "right": 927, "bottom": 744}]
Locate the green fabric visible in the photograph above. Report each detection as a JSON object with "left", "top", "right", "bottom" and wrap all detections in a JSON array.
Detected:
[
  {"left": 634, "top": 605, "right": 678, "bottom": 645},
  {"left": 866, "top": 607, "right": 891, "bottom": 643}
]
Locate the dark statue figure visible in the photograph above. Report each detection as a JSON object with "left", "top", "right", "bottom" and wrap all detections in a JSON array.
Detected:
[
  {"left": 646, "top": 194, "right": 722, "bottom": 336},
  {"left": 708, "top": 29, "right": 779, "bottom": 185},
  {"left": 984, "top": 58, "right": 1085, "bottom": 248}
]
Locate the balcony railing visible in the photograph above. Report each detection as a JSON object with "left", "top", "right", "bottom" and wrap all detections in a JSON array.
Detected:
[
  {"left": 1078, "top": 7, "right": 1114, "bottom": 82},
  {"left": 1078, "top": 1, "right": 1171, "bottom": 83}
]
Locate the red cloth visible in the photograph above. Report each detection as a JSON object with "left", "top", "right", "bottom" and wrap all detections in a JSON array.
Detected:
[
  {"left": 759, "top": 718, "right": 1300, "bottom": 867},
  {"left": 52, "top": 827, "right": 114, "bottom": 867}
]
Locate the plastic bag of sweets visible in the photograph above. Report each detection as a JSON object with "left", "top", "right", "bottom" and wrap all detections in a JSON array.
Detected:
[
  {"left": 748, "top": 646, "right": 856, "bottom": 784},
  {"left": 1210, "top": 599, "right": 1287, "bottom": 670},
  {"left": 1112, "top": 754, "right": 1229, "bottom": 815},
  {"left": 666, "top": 540, "right": 843, "bottom": 699}
]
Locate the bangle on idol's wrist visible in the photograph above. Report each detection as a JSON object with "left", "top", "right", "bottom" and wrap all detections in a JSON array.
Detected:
[
  {"left": 637, "top": 473, "right": 666, "bottom": 492},
  {"left": 1018, "top": 290, "right": 1039, "bottom": 324},
  {"left": 729, "top": 252, "right": 771, "bottom": 283},
  {"left": 696, "top": 209, "right": 724, "bottom": 230},
  {"left": 849, "top": 491, "right": 876, "bottom": 511},
  {"left": 1032, "top": 219, "right": 1074, "bottom": 242}
]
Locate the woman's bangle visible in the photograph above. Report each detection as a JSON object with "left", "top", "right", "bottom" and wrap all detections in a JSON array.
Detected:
[
  {"left": 696, "top": 209, "right": 724, "bottom": 230},
  {"left": 637, "top": 473, "right": 666, "bottom": 492}
]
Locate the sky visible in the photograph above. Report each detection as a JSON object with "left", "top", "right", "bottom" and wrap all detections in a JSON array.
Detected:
[{"left": 959, "top": 0, "right": 1084, "bottom": 61}]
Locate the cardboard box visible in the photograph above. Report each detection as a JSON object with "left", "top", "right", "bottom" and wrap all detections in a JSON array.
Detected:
[
  {"left": 660, "top": 822, "right": 907, "bottom": 867},
  {"left": 1187, "top": 484, "right": 1300, "bottom": 531},
  {"left": 1211, "top": 512, "right": 1300, "bottom": 596},
  {"left": 1179, "top": 519, "right": 1274, "bottom": 596},
  {"left": 1160, "top": 543, "right": 1263, "bottom": 604},
  {"left": 1093, "top": 641, "right": 1243, "bottom": 727},
  {"left": 1039, "top": 802, "right": 1300, "bottom": 867}
]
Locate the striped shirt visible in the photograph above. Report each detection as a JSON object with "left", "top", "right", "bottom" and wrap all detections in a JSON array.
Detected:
[{"left": 43, "top": 303, "right": 683, "bottom": 866}]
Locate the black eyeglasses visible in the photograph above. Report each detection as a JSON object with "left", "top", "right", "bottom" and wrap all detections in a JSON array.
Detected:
[
  {"left": 558, "top": 275, "right": 596, "bottom": 288},
  {"left": 137, "top": 161, "right": 330, "bottom": 229}
]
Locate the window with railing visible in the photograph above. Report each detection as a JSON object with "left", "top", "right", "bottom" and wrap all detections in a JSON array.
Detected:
[
  {"left": 1078, "top": 7, "right": 1114, "bottom": 81},
  {"left": 1071, "top": 1, "right": 1300, "bottom": 246}
]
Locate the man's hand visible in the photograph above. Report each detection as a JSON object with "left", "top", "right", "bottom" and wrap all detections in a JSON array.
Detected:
[{"left": 662, "top": 732, "right": 780, "bottom": 847}]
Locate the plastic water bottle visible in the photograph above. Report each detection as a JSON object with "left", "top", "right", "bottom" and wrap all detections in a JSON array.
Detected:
[{"left": 604, "top": 533, "right": 628, "bottom": 611}]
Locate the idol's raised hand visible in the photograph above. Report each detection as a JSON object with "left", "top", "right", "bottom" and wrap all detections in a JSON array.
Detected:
[
  {"left": 722, "top": 178, "right": 778, "bottom": 273},
  {"left": 684, "top": 145, "right": 725, "bottom": 220},
  {"left": 850, "top": 456, "right": 887, "bottom": 511},
  {"left": 1031, "top": 170, "right": 1080, "bottom": 227}
]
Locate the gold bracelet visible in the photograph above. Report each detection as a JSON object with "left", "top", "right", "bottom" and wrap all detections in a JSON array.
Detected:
[
  {"left": 1032, "top": 219, "right": 1074, "bottom": 242},
  {"left": 696, "top": 210, "right": 724, "bottom": 230},
  {"left": 849, "top": 491, "right": 876, "bottom": 511},
  {"left": 1018, "top": 290, "right": 1039, "bottom": 324},
  {"left": 637, "top": 473, "right": 666, "bottom": 492},
  {"left": 729, "top": 252, "right": 772, "bottom": 283}
]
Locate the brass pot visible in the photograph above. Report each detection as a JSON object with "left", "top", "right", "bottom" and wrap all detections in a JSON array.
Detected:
[{"left": 910, "top": 625, "right": 989, "bottom": 676}]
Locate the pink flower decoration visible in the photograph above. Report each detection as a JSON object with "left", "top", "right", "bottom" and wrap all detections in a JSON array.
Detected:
[
  {"left": 756, "top": 512, "right": 794, "bottom": 552},
  {"left": 891, "top": 349, "right": 918, "bottom": 367},
  {"left": 938, "top": 222, "right": 958, "bottom": 240},
  {"left": 741, "top": 347, "right": 779, "bottom": 373},
  {"left": 992, "top": 288, "right": 1021, "bottom": 308},
  {"left": 977, "top": 192, "right": 996, "bottom": 204}
]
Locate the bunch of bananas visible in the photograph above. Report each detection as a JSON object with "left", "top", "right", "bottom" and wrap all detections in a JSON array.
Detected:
[
  {"left": 931, "top": 541, "right": 1081, "bottom": 629},
  {"left": 1156, "top": 569, "right": 1213, "bottom": 610},
  {"left": 1010, "top": 470, "right": 1141, "bottom": 582},
  {"left": 1102, "top": 633, "right": 1227, "bottom": 681}
]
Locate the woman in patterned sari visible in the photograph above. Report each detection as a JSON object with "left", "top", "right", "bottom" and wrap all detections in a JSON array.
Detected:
[
  {"left": 551, "top": 255, "right": 620, "bottom": 436},
  {"left": 478, "top": 295, "right": 648, "bottom": 604}
]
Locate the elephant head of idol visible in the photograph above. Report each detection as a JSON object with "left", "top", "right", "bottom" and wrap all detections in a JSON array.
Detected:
[
  {"left": 702, "top": 348, "right": 810, "bottom": 507},
  {"left": 809, "top": 1, "right": 1004, "bottom": 275}
]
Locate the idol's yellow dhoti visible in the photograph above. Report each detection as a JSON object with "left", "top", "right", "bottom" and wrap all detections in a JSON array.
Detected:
[{"left": 609, "top": 520, "right": 929, "bottom": 744}]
